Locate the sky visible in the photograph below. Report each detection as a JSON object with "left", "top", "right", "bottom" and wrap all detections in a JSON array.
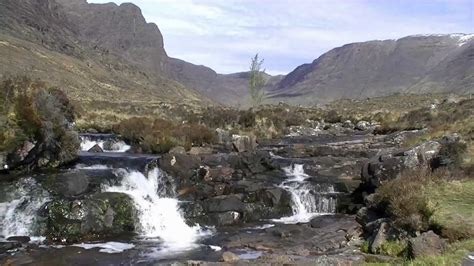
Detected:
[{"left": 87, "top": 0, "right": 473, "bottom": 75}]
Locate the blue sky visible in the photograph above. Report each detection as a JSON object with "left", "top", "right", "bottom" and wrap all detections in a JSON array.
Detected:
[{"left": 87, "top": 0, "right": 473, "bottom": 75}]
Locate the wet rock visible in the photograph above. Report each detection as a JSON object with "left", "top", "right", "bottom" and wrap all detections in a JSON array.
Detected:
[
  {"left": 232, "top": 134, "right": 257, "bottom": 152},
  {"left": 46, "top": 172, "right": 90, "bottom": 198},
  {"left": 159, "top": 153, "right": 201, "bottom": 180},
  {"left": 87, "top": 144, "right": 103, "bottom": 153},
  {"left": 45, "top": 192, "right": 137, "bottom": 243},
  {"left": 210, "top": 211, "right": 241, "bottom": 226},
  {"left": 409, "top": 231, "right": 446, "bottom": 258},
  {"left": 222, "top": 251, "right": 240, "bottom": 262},
  {"left": 0, "top": 242, "right": 21, "bottom": 253},
  {"left": 6, "top": 236, "right": 30, "bottom": 243},
  {"left": 203, "top": 195, "right": 244, "bottom": 213},
  {"left": 169, "top": 146, "right": 186, "bottom": 155}
]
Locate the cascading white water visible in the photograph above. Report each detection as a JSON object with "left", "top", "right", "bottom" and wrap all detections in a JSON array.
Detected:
[
  {"left": 273, "top": 164, "right": 336, "bottom": 224},
  {"left": 0, "top": 178, "right": 50, "bottom": 239},
  {"left": 80, "top": 137, "right": 130, "bottom": 152},
  {"left": 103, "top": 167, "right": 209, "bottom": 250}
]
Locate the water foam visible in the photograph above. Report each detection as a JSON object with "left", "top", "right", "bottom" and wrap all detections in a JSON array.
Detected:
[
  {"left": 72, "top": 242, "right": 135, "bottom": 253},
  {"left": 0, "top": 178, "right": 50, "bottom": 238},
  {"left": 273, "top": 164, "right": 336, "bottom": 224},
  {"left": 103, "top": 167, "right": 210, "bottom": 251}
]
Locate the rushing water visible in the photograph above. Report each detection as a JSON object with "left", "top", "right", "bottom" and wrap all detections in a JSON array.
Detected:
[
  {"left": 0, "top": 178, "right": 50, "bottom": 239},
  {"left": 273, "top": 164, "right": 336, "bottom": 224},
  {"left": 80, "top": 136, "right": 131, "bottom": 152},
  {"left": 103, "top": 167, "right": 211, "bottom": 251}
]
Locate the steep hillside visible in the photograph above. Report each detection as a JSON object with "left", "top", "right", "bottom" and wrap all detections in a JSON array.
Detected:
[
  {"left": 268, "top": 34, "right": 474, "bottom": 105},
  {"left": 0, "top": 0, "right": 206, "bottom": 106}
]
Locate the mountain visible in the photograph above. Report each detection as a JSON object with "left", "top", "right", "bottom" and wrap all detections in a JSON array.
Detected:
[
  {"left": 267, "top": 34, "right": 474, "bottom": 105},
  {"left": 0, "top": 0, "right": 206, "bottom": 106},
  {"left": 0, "top": 0, "right": 471, "bottom": 108}
]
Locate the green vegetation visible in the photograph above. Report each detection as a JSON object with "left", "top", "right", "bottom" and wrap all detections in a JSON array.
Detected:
[
  {"left": 248, "top": 53, "right": 266, "bottom": 108},
  {"left": 112, "top": 117, "right": 216, "bottom": 153},
  {"left": 407, "top": 239, "right": 474, "bottom": 265},
  {"left": 0, "top": 76, "right": 79, "bottom": 170}
]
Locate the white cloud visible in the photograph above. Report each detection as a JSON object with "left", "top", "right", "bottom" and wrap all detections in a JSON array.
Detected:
[{"left": 87, "top": 0, "right": 473, "bottom": 74}]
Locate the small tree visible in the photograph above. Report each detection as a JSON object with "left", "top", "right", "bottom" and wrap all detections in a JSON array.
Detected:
[{"left": 248, "top": 53, "right": 266, "bottom": 108}]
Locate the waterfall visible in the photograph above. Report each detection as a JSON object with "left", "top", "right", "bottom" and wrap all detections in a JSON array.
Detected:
[
  {"left": 0, "top": 178, "right": 50, "bottom": 239},
  {"left": 103, "top": 167, "right": 210, "bottom": 250},
  {"left": 273, "top": 164, "right": 336, "bottom": 224},
  {"left": 80, "top": 136, "right": 130, "bottom": 152}
]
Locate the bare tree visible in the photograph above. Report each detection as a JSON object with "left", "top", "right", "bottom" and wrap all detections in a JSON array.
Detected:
[{"left": 248, "top": 54, "right": 266, "bottom": 108}]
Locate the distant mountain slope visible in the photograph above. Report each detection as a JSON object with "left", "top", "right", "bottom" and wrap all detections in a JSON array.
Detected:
[
  {"left": 0, "top": 0, "right": 206, "bottom": 106},
  {"left": 267, "top": 34, "right": 474, "bottom": 105},
  {"left": 0, "top": 0, "right": 471, "bottom": 107}
]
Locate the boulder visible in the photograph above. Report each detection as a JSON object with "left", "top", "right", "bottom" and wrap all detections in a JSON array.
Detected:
[
  {"left": 370, "top": 222, "right": 389, "bottom": 253},
  {"left": 409, "top": 231, "right": 446, "bottom": 258},
  {"left": 232, "top": 134, "right": 257, "bottom": 152},
  {"left": 362, "top": 141, "right": 441, "bottom": 187},
  {"left": 159, "top": 153, "right": 201, "bottom": 180},
  {"left": 46, "top": 172, "right": 90, "bottom": 198},
  {"left": 6, "top": 236, "right": 30, "bottom": 243},
  {"left": 45, "top": 192, "right": 137, "bottom": 243},
  {"left": 88, "top": 144, "right": 103, "bottom": 153},
  {"left": 222, "top": 251, "right": 240, "bottom": 262},
  {"left": 203, "top": 195, "right": 245, "bottom": 213}
]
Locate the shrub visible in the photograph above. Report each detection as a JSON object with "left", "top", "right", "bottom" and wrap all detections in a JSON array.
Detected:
[
  {"left": 0, "top": 76, "right": 80, "bottom": 170},
  {"left": 374, "top": 169, "right": 435, "bottom": 233}
]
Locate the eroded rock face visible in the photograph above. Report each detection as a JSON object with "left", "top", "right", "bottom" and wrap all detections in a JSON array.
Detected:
[
  {"left": 44, "top": 192, "right": 137, "bottom": 243},
  {"left": 232, "top": 134, "right": 257, "bottom": 152},
  {"left": 362, "top": 141, "right": 441, "bottom": 187}
]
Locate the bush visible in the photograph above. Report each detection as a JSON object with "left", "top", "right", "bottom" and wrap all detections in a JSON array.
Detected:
[
  {"left": 374, "top": 169, "right": 435, "bottom": 233},
  {"left": 0, "top": 76, "right": 80, "bottom": 170},
  {"left": 112, "top": 117, "right": 217, "bottom": 153}
]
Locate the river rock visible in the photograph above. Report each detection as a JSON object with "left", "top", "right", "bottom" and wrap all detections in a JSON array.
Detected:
[
  {"left": 408, "top": 231, "right": 446, "bottom": 258},
  {"left": 46, "top": 172, "right": 90, "bottom": 198},
  {"left": 88, "top": 144, "right": 103, "bottom": 153},
  {"left": 6, "top": 236, "right": 30, "bottom": 243},
  {"left": 0, "top": 242, "right": 21, "bottom": 254},
  {"left": 203, "top": 195, "right": 245, "bottom": 213},
  {"left": 45, "top": 192, "right": 137, "bottom": 243},
  {"left": 232, "top": 134, "right": 257, "bottom": 152},
  {"left": 159, "top": 153, "right": 201, "bottom": 180},
  {"left": 222, "top": 251, "right": 240, "bottom": 262}
]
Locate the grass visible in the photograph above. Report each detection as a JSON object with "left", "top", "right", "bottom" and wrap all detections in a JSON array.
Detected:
[
  {"left": 407, "top": 239, "right": 474, "bottom": 266},
  {"left": 426, "top": 180, "right": 474, "bottom": 241}
]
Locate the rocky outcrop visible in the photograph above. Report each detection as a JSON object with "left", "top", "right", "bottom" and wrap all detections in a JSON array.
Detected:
[
  {"left": 44, "top": 192, "right": 137, "bottom": 243},
  {"left": 361, "top": 141, "right": 441, "bottom": 188}
]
